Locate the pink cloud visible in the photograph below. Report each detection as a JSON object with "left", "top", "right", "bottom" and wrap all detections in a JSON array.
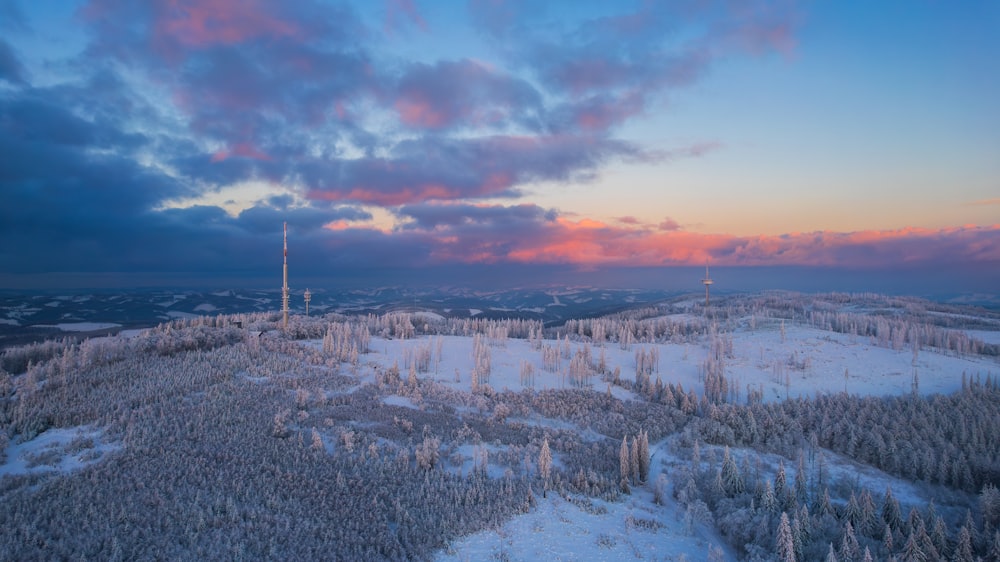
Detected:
[
  {"left": 659, "top": 218, "right": 681, "bottom": 231},
  {"left": 385, "top": 0, "right": 428, "bottom": 34},
  {"left": 149, "top": 0, "right": 299, "bottom": 57},
  {"left": 211, "top": 142, "right": 271, "bottom": 162},
  {"left": 394, "top": 96, "right": 449, "bottom": 128},
  {"left": 966, "top": 198, "right": 1000, "bottom": 207},
  {"left": 391, "top": 212, "right": 1000, "bottom": 269}
]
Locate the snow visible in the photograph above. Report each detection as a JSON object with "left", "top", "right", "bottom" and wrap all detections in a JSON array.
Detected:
[
  {"left": 469, "top": 309, "right": 482, "bottom": 316},
  {"left": 193, "top": 303, "right": 218, "bottom": 312},
  {"left": 351, "top": 320, "right": 997, "bottom": 404},
  {"left": 966, "top": 329, "right": 1000, "bottom": 345},
  {"left": 31, "top": 322, "right": 121, "bottom": 332},
  {"left": 0, "top": 318, "right": 18, "bottom": 326},
  {"left": 165, "top": 311, "right": 200, "bottom": 320},
  {"left": 382, "top": 395, "right": 419, "bottom": 409},
  {"left": 311, "top": 315, "right": 1000, "bottom": 561},
  {"left": 438, "top": 490, "right": 733, "bottom": 562},
  {"left": 412, "top": 311, "right": 446, "bottom": 323},
  {"left": 0, "top": 425, "right": 120, "bottom": 477}
]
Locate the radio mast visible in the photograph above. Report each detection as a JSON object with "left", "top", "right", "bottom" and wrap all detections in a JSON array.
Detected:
[
  {"left": 282, "top": 222, "right": 290, "bottom": 328},
  {"left": 701, "top": 264, "right": 713, "bottom": 307}
]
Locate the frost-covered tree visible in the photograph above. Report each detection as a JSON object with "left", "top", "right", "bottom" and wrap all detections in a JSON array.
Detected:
[
  {"left": 636, "top": 430, "right": 650, "bottom": 483},
  {"left": 311, "top": 427, "right": 323, "bottom": 451},
  {"left": 721, "top": 446, "right": 743, "bottom": 495},
  {"left": 619, "top": 436, "right": 631, "bottom": 487},
  {"left": 776, "top": 512, "right": 796, "bottom": 562},
  {"left": 538, "top": 438, "right": 552, "bottom": 483}
]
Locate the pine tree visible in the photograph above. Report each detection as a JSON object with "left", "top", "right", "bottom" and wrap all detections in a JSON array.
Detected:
[
  {"left": 883, "top": 524, "right": 895, "bottom": 558},
  {"left": 900, "top": 531, "right": 925, "bottom": 562},
  {"left": 840, "top": 520, "right": 860, "bottom": 562},
  {"left": 637, "top": 430, "right": 650, "bottom": 483},
  {"left": 721, "top": 446, "right": 743, "bottom": 495},
  {"left": 953, "top": 526, "right": 973, "bottom": 562},
  {"left": 539, "top": 438, "right": 552, "bottom": 483},
  {"left": 990, "top": 530, "right": 1000, "bottom": 562},
  {"left": 776, "top": 512, "right": 796, "bottom": 562},
  {"left": 761, "top": 480, "right": 778, "bottom": 513},
  {"left": 630, "top": 435, "right": 640, "bottom": 483},
  {"left": 619, "top": 436, "right": 631, "bottom": 487},
  {"left": 883, "top": 487, "right": 903, "bottom": 532},
  {"left": 775, "top": 461, "right": 789, "bottom": 508}
]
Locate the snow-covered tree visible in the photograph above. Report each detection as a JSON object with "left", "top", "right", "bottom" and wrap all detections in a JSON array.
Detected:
[
  {"left": 776, "top": 512, "right": 796, "bottom": 562},
  {"left": 539, "top": 438, "right": 552, "bottom": 483}
]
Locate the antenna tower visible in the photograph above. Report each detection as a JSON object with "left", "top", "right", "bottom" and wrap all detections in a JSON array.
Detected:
[
  {"left": 304, "top": 288, "right": 312, "bottom": 316},
  {"left": 701, "top": 264, "right": 713, "bottom": 307},
  {"left": 282, "top": 222, "right": 290, "bottom": 328}
]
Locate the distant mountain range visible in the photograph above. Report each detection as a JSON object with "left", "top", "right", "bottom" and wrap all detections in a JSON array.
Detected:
[
  {"left": 0, "top": 287, "right": 684, "bottom": 350},
  {"left": 3, "top": 285, "right": 998, "bottom": 352}
]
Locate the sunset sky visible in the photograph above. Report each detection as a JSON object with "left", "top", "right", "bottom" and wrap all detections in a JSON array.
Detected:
[{"left": 1, "top": 0, "right": 998, "bottom": 292}]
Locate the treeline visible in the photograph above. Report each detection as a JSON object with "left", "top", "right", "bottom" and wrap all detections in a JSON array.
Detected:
[{"left": 698, "top": 381, "right": 1000, "bottom": 492}]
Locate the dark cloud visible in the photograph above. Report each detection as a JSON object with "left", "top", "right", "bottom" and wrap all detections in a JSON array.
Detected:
[
  {"left": 396, "top": 202, "right": 555, "bottom": 230},
  {"left": 394, "top": 59, "right": 544, "bottom": 131},
  {"left": 0, "top": 0, "right": 28, "bottom": 32},
  {"left": 82, "top": 0, "right": 375, "bottom": 156},
  {"left": 303, "top": 134, "right": 645, "bottom": 205},
  {"left": 0, "top": 38, "right": 27, "bottom": 84}
]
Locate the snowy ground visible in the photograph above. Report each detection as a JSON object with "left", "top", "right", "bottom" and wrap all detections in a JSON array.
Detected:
[
  {"left": 5, "top": 306, "right": 994, "bottom": 560},
  {"left": 0, "top": 425, "right": 120, "bottom": 477},
  {"left": 437, "top": 489, "right": 731, "bottom": 562},
  {"left": 350, "top": 321, "right": 998, "bottom": 405},
  {"left": 296, "top": 319, "right": 999, "bottom": 561}
]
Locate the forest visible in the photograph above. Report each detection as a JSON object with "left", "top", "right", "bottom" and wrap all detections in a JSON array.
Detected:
[{"left": 1, "top": 292, "right": 999, "bottom": 560}]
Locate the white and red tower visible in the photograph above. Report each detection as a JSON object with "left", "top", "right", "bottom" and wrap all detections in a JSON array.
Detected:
[{"left": 282, "top": 222, "right": 290, "bottom": 328}]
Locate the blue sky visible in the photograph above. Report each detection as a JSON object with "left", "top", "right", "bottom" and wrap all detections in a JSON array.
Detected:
[{"left": 1, "top": 0, "right": 997, "bottom": 292}]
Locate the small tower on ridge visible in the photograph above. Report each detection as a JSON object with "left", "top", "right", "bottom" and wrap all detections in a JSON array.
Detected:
[
  {"left": 304, "top": 288, "right": 312, "bottom": 316},
  {"left": 701, "top": 264, "right": 713, "bottom": 307}
]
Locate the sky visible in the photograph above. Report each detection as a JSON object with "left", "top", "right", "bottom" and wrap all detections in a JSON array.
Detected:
[{"left": 1, "top": 0, "right": 998, "bottom": 293}]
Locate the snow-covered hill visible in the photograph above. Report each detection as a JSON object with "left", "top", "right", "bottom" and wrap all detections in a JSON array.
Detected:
[{"left": 1, "top": 292, "right": 998, "bottom": 560}]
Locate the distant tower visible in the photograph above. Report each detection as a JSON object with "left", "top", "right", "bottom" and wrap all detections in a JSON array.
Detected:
[
  {"left": 282, "top": 222, "right": 290, "bottom": 329},
  {"left": 303, "top": 288, "right": 312, "bottom": 316},
  {"left": 701, "top": 264, "right": 713, "bottom": 307}
]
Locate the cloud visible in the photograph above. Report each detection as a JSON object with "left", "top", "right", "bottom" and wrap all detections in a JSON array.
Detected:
[
  {"left": 659, "top": 218, "right": 681, "bottom": 231},
  {"left": 469, "top": 0, "right": 799, "bottom": 131},
  {"left": 20, "top": 0, "right": 994, "bottom": 290},
  {"left": 0, "top": 1, "right": 29, "bottom": 32},
  {"left": 303, "top": 134, "right": 646, "bottom": 205},
  {"left": 0, "top": 38, "right": 27, "bottom": 84},
  {"left": 370, "top": 209, "right": 1000, "bottom": 270},
  {"left": 384, "top": 0, "right": 428, "bottom": 34},
  {"left": 393, "top": 59, "right": 544, "bottom": 131},
  {"left": 965, "top": 198, "right": 1000, "bottom": 207}
]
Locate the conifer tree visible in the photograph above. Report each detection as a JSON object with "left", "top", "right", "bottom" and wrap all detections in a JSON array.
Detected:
[
  {"left": 953, "top": 526, "right": 973, "bottom": 562},
  {"left": 776, "top": 512, "right": 796, "bottom": 562},
  {"left": 721, "top": 446, "right": 743, "bottom": 495},
  {"left": 539, "top": 438, "right": 552, "bottom": 483},
  {"left": 637, "top": 430, "right": 650, "bottom": 483},
  {"left": 619, "top": 436, "right": 631, "bottom": 487}
]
